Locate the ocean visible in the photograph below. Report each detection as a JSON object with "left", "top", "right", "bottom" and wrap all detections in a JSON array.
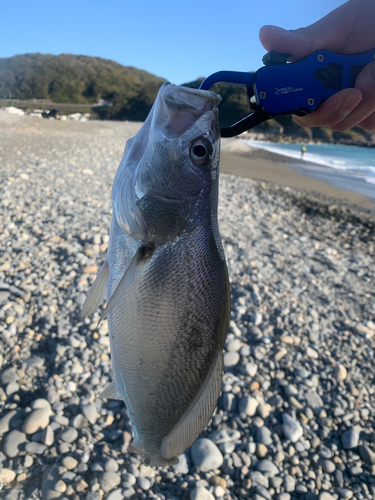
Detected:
[{"left": 243, "top": 140, "right": 375, "bottom": 202}]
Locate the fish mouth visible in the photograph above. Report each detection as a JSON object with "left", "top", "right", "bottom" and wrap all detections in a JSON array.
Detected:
[
  {"left": 161, "top": 82, "right": 221, "bottom": 111},
  {"left": 157, "top": 83, "right": 221, "bottom": 138}
]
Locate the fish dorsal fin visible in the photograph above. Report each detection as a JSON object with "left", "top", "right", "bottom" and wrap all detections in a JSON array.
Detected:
[
  {"left": 161, "top": 350, "right": 223, "bottom": 460},
  {"left": 99, "top": 381, "right": 122, "bottom": 400},
  {"left": 81, "top": 260, "right": 109, "bottom": 319},
  {"left": 98, "top": 245, "right": 152, "bottom": 325}
]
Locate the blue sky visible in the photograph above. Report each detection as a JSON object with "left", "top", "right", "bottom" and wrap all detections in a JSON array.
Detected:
[{"left": 1, "top": 0, "right": 344, "bottom": 85}]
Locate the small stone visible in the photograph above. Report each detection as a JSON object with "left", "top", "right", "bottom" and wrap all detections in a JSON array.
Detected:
[
  {"left": 22, "top": 407, "right": 51, "bottom": 434},
  {"left": 26, "top": 356, "right": 45, "bottom": 368},
  {"left": 107, "top": 489, "right": 124, "bottom": 500},
  {"left": 213, "top": 485, "right": 225, "bottom": 497},
  {"left": 25, "top": 442, "right": 47, "bottom": 454},
  {"left": 223, "top": 352, "right": 240, "bottom": 367},
  {"left": 1, "top": 367, "right": 19, "bottom": 385},
  {"left": 54, "top": 480, "right": 67, "bottom": 493},
  {"left": 173, "top": 453, "right": 189, "bottom": 474},
  {"left": 256, "top": 444, "right": 268, "bottom": 458},
  {"left": 190, "top": 486, "right": 215, "bottom": 500},
  {"left": 341, "top": 428, "right": 359, "bottom": 449},
  {"left": 81, "top": 402, "right": 98, "bottom": 424},
  {"left": 3, "top": 429, "right": 27, "bottom": 457},
  {"left": 283, "top": 475, "right": 296, "bottom": 492},
  {"left": 31, "top": 398, "right": 52, "bottom": 411},
  {"left": 0, "top": 410, "right": 18, "bottom": 434},
  {"left": 256, "top": 459, "right": 279, "bottom": 477},
  {"left": 42, "top": 425, "right": 54, "bottom": 446},
  {"left": 137, "top": 476, "right": 151, "bottom": 491},
  {"left": 225, "top": 339, "right": 242, "bottom": 352},
  {"left": 251, "top": 312, "right": 262, "bottom": 325},
  {"left": 306, "top": 347, "right": 319, "bottom": 359},
  {"left": 334, "top": 364, "right": 347, "bottom": 381},
  {"left": 75, "top": 478, "right": 88, "bottom": 492},
  {"left": 274, "top": 348, "right": 287, "bottom": 361},
  {"left": 0, "top": 468, "right": 16, "bottom": 484},
  {"left": 321, "top": 459, "right": 336, "bottom": 473},
  {"left": 359, "top": 444, "right": 375, "bottom": 464},
  {"left": 62, "top": 456, "right": 78, "bottom": 470},
  {"left": 211, "top": 477, "right": 227, "bottom": 488},
  {"left": 337, "top": 489, "right": 353, "bottom": 499},
  {"left": 104, "top": 458, "right": 119, "bottom": 472},
  {"left": 320, "top": 494, "right": 336, "bottom": 500},
  {"left": 282, "top": 413, "right": 303, "bottom": 442},
  {"left": 191, "top": 438, "right": 224, "bottom": 471},
  {"left": 83, "top": 265, "right": 98, "bottom": 274},
  {"left": 209, "top": 429, "right": 241, "bottom": 443},
  {"left": 256, "top": 426, "right": 273, "bottom": 446},
  {"left": 6, "top": 381, "right": 19, "bottom": 395},
  {"left": 258, "top": 404, "right": 272, "bottom": 419},
  {"left": 100, "top": 471, "right": 121, "bottom": 492},
  {"left": 60, "top": 427, "right": 78, "bottom": 443},
  {"left": 238, "top": 396, "right": 258, "bottom": 416}
]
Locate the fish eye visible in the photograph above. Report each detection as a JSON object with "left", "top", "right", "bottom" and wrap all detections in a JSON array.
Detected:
[{"left": 189, "top": 137, "right": 213, "bottom": 167}]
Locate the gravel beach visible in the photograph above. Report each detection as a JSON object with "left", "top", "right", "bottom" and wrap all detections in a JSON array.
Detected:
[{"left": 1, "top": 112, "right": 375, "bottom": 500}]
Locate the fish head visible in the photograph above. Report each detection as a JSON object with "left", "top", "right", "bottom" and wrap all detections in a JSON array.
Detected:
[{"left": 112, "top": 82, "right": 221, "bottom": 244}]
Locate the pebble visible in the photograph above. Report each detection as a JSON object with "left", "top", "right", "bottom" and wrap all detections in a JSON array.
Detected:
[
  {"left": 256, "top": 459, "right": 279, "bottom": 477},
  {"left": 359, "top": 444, "right": 375, "bottom": 464},
  {"left": 22, "top": 407, "right": 51, "bottom": 434},
  {"left": 3, "top": 429, "right": 27, "bottom": 457},
  {"left": 238, "top": 396, "right": 259, "bottom": 416},
  {"left": 100, "top": 471, "right": 121, "bottom": 492},
  {"left": 60, "top": 427, "right": 78, "bottom": 443},
  {"left": 81, "top": 402, "right": 98, "bottom": 424},
  {"left": 334, "top": 364, "right": 347, "bottom": 381},
  {"left": 190, "top": 487, "right": 215, "bottom": 500},
  {"left": 341, "top": 428, "right": 359, "bottom": 449},
  {"left": 223, "top": 352, "right": 240, "bottom": 367},
  {"left": 137, "top": 476, "right": 151, "bottom": 490},
  {"left": 107, "top": 489, "right": 124, "bottom": 500},
  {"left": 282, "top": 413, "right": 303, "bottom": 442},
  {"left": 191, "top": 438, "right": 223, "bottom": 471},
  {"left": 0, "top": 468, "right": 16, "bottom": 484},
  {"left": 62, "top": 456, "right": 78, "bottom": 470},
  {"left": 283, "top": 475, "right": 296, "bottom": 492}
]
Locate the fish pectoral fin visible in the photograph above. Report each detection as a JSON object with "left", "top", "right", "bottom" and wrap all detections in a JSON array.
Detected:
[
  {"left": 99, "top": 381, "right": 122, "bottom": 400},
  {"left": 98, "top": 245, "right": 150, "bottom": 324},
  {"left": 81, "top": 260, "right": 109, "bottom": 319},
  {"left": 161, "top": 350, "right": 223, "bottom": 460}
]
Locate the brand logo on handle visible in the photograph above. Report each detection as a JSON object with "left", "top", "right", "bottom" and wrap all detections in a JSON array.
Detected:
[{"left": 274, "top": 87, "right": 303, "bottom": 95}]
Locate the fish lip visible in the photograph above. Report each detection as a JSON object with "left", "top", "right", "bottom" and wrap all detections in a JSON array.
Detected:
[{"left": 161, "top": 82, "right": 221, "bottom": 111}]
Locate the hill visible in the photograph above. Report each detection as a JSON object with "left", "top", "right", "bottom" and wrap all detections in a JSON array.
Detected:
[{"left": 0, "top": 53, "right": 167, "bottom": 121}]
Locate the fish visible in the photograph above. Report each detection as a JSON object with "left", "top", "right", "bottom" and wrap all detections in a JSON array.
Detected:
[{"left": 82, "top": 82, "right": 230, "bottom": 467}]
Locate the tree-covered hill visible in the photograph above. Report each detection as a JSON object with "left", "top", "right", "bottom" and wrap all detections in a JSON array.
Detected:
[{"left": 0, "top": 53, "right": 167, "bottom": 121}]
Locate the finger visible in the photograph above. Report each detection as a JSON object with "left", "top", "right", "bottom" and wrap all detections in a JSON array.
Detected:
[
  {"left": 292, "top": 89, "right": 362, "bottom": 128},
  {"left": 358, "top": 112, "right": 375, "bottom": 131},
  {"left": 330, "top": 62, "right": 375, "bottom": 132}
]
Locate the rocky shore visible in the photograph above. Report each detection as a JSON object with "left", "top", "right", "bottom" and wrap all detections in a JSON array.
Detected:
[{"left": 1, "top": 113, "right": 375, "bottom": 500}]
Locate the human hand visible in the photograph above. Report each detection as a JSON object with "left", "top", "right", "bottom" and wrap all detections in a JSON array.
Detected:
[{"left": 259, "top": 0, "right": 375, "bottom": 131}]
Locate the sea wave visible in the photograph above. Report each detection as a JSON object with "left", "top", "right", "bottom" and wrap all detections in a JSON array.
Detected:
[
  {"left": 242, "top": 140, "right": 375, "bottom": 176},
  {"left": 365, "top": 177, "right": 375, "bottom": 185}
]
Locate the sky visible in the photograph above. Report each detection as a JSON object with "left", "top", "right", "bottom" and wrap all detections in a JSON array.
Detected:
[{"left": 0, "top": 0, "right": 345, "bottom": 85}]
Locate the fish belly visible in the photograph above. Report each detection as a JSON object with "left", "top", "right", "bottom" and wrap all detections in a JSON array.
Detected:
[{"left": 107, "top": 219, "right": 229, "bottom": 465}]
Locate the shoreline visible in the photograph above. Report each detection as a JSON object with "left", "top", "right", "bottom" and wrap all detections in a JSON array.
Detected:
[{"left": 220, "top": 139, "right": 375, "bottom": 213}]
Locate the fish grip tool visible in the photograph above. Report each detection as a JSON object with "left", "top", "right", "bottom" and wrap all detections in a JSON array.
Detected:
[{"left": 199, "top": 48, "right": 375, "bottom": 137}]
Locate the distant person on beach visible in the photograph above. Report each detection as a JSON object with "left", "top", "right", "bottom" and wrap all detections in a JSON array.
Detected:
[
  {"left": 259, "top": 0, "right": 375, "bottom": 132},
  {"left": 301, "top": 144, "right": 307, "bottom": 158}
]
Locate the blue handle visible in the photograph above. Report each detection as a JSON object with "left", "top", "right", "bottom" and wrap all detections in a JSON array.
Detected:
[{"left": 254, "top": 48, "right": 375, "bottom": 116}]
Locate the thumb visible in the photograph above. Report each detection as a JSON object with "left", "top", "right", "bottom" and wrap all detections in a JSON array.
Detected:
[
  {"left": 259, "top": 25, "right": 319, "bottom": 61},
  {"left": 259, "top": 1, "right": 357, "bottom": 61}
]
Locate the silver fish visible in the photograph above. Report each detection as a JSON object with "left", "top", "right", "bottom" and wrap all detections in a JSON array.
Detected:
[{"left": 82, "top": 83, "right": 230, "bottom": 466}]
